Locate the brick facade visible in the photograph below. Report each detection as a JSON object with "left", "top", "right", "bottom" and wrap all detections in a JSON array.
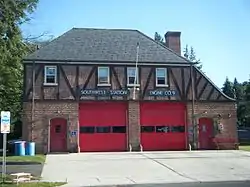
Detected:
[
  {"left": 22, "top": 100, "right": 237, "bottom": 153},
  {"left": 187, "top": 102, "right": 238, "bottom": 149},
  {"left": 22, "top": 101, "right": 78, "bottom": 153}
]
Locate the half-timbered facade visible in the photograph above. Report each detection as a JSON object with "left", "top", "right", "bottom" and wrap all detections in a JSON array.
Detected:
[{"left": 22, "top": 28, "right": 238, "bottom": 153}]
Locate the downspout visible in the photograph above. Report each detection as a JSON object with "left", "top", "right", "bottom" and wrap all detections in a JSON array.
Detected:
[
  {"left": 31, "top": 60, "right": 35, "bottom": 142},
  {"left": 77, "top": 120, "right": 80, "bottom": 153},
  {"left": 190, "top": 63, "right": 196, "bottom": 149}
]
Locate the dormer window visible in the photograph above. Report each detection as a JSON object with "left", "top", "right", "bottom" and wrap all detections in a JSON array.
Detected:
[{"left": 44, "top": 66, "right": 57, "bottom": 85}]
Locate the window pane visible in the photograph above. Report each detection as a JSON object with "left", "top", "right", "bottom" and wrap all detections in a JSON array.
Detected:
[
  {"left": 98, "top": 77, "right": 108, "bottom": 84},
  {"left": 112, "top": 126, "right": 126, "bottom": 133},
  {"left": 141, "top": 126, "right": 155, "bottom": 133},
  {"left": 128, "top": 68, "right": 136, "bottom": 77},
  {"left": 98, "top": 67, "right": 109, "bottom": 84},
  {"left": 96, "top": 126, "right": 111, "bottom": 133},
  {"left": 46, "top": 76, "right": 56, "bottom": 83},
  {"left": 127, "top": 68, "right": 139, "bottom": 84},
  {"left": 157, "top": 77, "right": 166, "bottom": 85},
  {"left": 156, "top": 126, "right": 169, "bottom": 133},
  {"left": 46, "top": 67, "right": 56, "bottom": 75},
  {"left": 171, "top": 126, "right": 185, "bottom": 133},
  {"left": 80, "top": 126, "right": 95, "bottom": 133},
  {"left": 99, "top": 68, "right": 109, "bottom": 77},
  {"left": 128, "top": 77, "right": 135, "bottom": 84},
  {"left": 156, "top": 69, "right": 166, "bottom": 77}
]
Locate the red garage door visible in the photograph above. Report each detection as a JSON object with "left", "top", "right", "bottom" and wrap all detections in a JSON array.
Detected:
[
  {"left": 140, "top": 102, "right": 187, "bottom": 151},
  {"left": 79, "top": 102, "right": 127, "bottom": 152}
]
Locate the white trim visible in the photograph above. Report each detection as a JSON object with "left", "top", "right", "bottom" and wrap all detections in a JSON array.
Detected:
[
  {"left": 127, "top": 67, "right": 139, "bottom": 85},
  {"left": 97, "top": 66, "right": 110, "bottom": 85},
  {"left": 156, "top": 68, "right": 167, "bottom": 87},
  {"left": 97, "top": 83, "right": 111, "bottom": 87},
  {"left": 43, "top": 83, "right": 58, "bottom": 86},
  {"left": 44, "top": 65, "right": 57, "bottom": 84},
  {"left": 25, "top": 61, "right": 192, "bottom": 67},
  {"left": 156, "top": 84, "right": 169, "bottom": 88},
  {"left": 127, "top": 84, "right": 140, "bottom": 87}
]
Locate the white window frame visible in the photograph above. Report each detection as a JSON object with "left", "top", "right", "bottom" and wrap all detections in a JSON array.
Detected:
[
  {"left": 127, "top": 67, "right": 140, "bottom": 86},
  {"left": 156, "top": 68, "right": 168, "bottom": 87},
  {"left": 44, "top": 65, "right": 58, "bottom": 85},
  {"left": 97, "top": 66, "right": 110, "bottom": 86}
]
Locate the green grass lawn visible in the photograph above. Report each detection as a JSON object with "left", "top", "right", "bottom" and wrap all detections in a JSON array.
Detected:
[
  {"left": 239, "top": 145, "right": 250, "bottom": 151},
  {"left": 0, "top": 182, "right": 66, "bottom": 187},
  {"left": 0, "top": 154, "right": 46, "bottom": 164}
]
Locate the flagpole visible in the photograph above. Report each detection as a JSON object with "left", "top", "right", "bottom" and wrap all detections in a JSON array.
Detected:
[{"left": 133, "top": 42, "right": 139, "bottom": 100}]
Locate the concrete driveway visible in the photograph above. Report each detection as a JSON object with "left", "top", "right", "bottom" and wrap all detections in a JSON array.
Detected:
[{"left": 41, "top": 150, "right": 250, "bottom": 187}]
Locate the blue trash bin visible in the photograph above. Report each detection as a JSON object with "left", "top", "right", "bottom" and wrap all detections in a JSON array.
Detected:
[
  {"left": 14, "top": 141, "right": 26, "bottom": 156},
  {"left": 25, "top": 142, "right": 35, "bottom": 156}
]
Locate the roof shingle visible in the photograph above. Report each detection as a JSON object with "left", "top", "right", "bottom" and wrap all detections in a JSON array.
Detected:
[{"left": 24, "top": 28, "right": 189, "bottom": 64}]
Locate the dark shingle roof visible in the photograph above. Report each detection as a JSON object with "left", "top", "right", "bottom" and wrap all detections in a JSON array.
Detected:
[{"left": 24, "top": 28, "right": 189, "bottom": 64}]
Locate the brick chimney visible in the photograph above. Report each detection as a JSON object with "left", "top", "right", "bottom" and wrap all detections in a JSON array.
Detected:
[{"left": 164, "top": 31, "right": 181, "bottom": 55}]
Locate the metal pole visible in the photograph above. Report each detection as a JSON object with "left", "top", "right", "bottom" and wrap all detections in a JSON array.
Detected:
[
  {"left": 2, "top": 133, "right": 7, "bottom": 181},
  {"left": 133, "top": 43, "right": 139, "bottom": 100},
  {"left": 190, "top": 63, "right": 196, "bottom": 149}
]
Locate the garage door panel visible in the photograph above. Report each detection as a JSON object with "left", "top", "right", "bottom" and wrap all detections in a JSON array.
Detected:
[
  {"left": 140, "top": 102, "right": 187, "bottom": 151},
  {"left": 79, "top": 102, "right": 127, "bottom": 152},
  {"left": 80, "top": 134, "right": 126, "bottom": 152}
]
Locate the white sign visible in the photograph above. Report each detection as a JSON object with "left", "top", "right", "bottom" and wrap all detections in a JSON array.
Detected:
[{"left": 1, "top": 111, "right": 10, "bottom": 133}]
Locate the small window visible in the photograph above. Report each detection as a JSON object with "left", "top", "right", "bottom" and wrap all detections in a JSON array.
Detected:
[
  {"left": 127, "top": 67, "right": 139, "bottom": 85},
  {"left": 44, "top": 66, "right": 57, "bottom": 84},
  {"left": 112, "top": 126, "right": 126, "bottom": 133},
  {"left": 96, "top": 126, "right": 111, "bottom": 133},
  {"left": 141, "top": 126, "right": 155, "bottom": 133},
  {"left": 80, "top": 126, "right": 95, "bottom": 133},
  {"left": 202, "top": 125, "right": 206, "bottom": 132},
  {"left": 98, "top": 67, "right": 110, "bottom": 85},
  {"left": 156, "top": 126, "right": 170, "bottom": 133},
  {"left": 55, "top": 125, "right": 61, "bottom": 133},
  {"left": 171, "top": 126, "right": 185, "bottom": 133},
  {"left": 156, "top": 68, "right": 167, "bottom": 86}
]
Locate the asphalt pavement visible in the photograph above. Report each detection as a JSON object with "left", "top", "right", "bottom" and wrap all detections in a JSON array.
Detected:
[{"left": 0, "top": 163, "right": 43, "bottom": 177}]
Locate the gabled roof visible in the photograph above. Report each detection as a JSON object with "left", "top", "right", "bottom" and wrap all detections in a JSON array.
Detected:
[{"left": 23, "top": 28, "right": 190, "bottom": 64}]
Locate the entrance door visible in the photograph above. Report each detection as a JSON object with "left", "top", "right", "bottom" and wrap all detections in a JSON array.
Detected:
[
  {"left": 198, "top": 117, "right": 214, "bottom": 149},
  {"left": 50, "top": 118, "right": 67, "bottom": 152}
]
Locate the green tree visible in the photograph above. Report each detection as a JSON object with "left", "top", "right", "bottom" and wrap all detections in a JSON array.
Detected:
[
  {"left": 245, "top": 81, "right": 250, "bottom": 101},
  {"left": 233, "top": 78, "right": 244, "bottom": 101},
  {"left": 222, "top": 77, "right": 235, "bottom": 99},
  {"left": 0, "top": 0, "right": 39, "bottom": 128},
  {"left": 154, "top": 32, "right": 164, "bottom": 45},
  {"left": 242, "top": 81, "right": 250, "bottom": 127},
  {"left": 183, "top": 45, "right": 202, "bottom": 69}
]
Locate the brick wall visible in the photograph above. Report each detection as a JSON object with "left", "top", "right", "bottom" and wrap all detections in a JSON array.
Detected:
[
  {"left": 128, "top": 101, "right": 140, "bottom": 151},
  {"left": 22, "top": 101, "right": 79, "bottom": 153},
  {"left": 187, "top": 102, "right": 238, "bottom": 149},
  {"left": 22, "top": 100, "right": 237, "bottom": 153}
]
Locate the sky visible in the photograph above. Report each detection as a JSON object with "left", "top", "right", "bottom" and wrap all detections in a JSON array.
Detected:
[{"left": 21, "top": 0, "right": 250, "bottom": 87}]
